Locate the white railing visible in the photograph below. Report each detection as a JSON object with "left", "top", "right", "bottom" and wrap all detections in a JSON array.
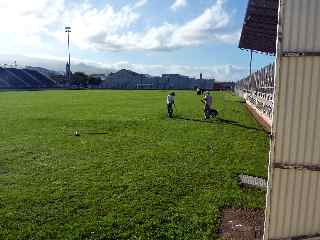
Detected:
[{"left": 236, "top": 64, "right": 275, "bottom": 125}]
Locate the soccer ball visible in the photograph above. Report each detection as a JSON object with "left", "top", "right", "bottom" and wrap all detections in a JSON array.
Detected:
[{"left": 74, "top": 130, "right": 80, "bottom": 136}]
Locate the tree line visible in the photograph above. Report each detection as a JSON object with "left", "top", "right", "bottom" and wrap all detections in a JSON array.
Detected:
[{"left": 70, "top": 72, "right": 102, "bottom": 87}]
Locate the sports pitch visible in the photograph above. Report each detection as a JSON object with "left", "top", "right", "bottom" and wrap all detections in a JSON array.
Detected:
[{"left": 0, "top": 90, "right": 269, "bottom": 239}]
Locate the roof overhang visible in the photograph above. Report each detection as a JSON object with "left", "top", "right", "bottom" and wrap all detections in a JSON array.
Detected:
[{"left": 239, "top": 0, "right": 279, "bottom": 55}]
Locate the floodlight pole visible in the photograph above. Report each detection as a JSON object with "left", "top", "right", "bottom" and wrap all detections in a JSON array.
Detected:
[
  {"left": 65, "top": 26, "right": 72, "bottom": 82},
  {"left": 249, "top": 50, "right": 253, "bottom": 75}
]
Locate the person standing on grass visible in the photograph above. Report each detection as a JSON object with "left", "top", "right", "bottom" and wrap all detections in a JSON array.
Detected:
[
  {"left": 202, "top": 91, "right": 213, "bottom": 119},
  {"left": 167, "top": 92, "right": 176, "bottom": 118}
]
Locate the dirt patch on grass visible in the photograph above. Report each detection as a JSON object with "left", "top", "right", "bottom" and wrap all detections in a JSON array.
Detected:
[{"left": 219, "top": 208, "right": 264, "bottom": 240}]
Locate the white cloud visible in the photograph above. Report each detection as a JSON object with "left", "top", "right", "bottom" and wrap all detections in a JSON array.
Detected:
[
  {"left": 0, "top": 0, "right": 64, "bottom": 34},
  {"left": 81, "top": 0, "right": 238, "bottom": 51},
  {"left": 171, "top": 0, "right": 187, "bottom": 11},
  {"left": 0, "top": 0, "right": 141, "bottom": 51},
  {"left": 215, "top": 30, "right": 241, "bottom": 44},
  {"left": 0, "top": 0, "right": 239, "bottom": 53},
  {"left": 0, "top": 0, "right": 65, "bottom": 50},
  {"left": 47, "top": 2, "right": 141, "bottom": 50},
  {"left": 134, "top": 0, "right": 148, "bottom": 8},
  {"left": 0, "top": 0, "right": 250, "bottom": 82}
]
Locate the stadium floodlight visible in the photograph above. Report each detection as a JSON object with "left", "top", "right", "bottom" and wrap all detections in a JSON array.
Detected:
[
  {"left": 65, "top": 26, "right": 72, "bottom": 82},
  {"left": 65, "top": 27, "right": 71, "bottom": 49}
]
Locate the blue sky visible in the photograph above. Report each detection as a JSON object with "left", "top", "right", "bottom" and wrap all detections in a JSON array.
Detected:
[{"left": 0, "top": 0, "right": 274, "bottom": 81}]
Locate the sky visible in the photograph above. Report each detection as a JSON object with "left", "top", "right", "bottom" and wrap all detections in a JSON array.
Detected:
[{"left": 0, "top": 0, "right": 274, "bottom": 81}]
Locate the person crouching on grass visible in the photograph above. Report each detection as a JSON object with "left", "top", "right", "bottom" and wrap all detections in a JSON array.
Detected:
[
  {"left": 167, "top": 92, "right": 176, "bottom": 118},
  {"left": 201, "top": 91, "right": 213, "bottom": 119}
]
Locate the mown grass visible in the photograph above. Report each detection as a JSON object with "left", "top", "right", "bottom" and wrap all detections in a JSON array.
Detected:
[{"left": 0, "top": 90, "right": 269, "bottom": 239}]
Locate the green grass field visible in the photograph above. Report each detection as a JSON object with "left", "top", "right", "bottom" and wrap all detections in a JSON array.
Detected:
[{"left": 0, "top": 90, "right": 269, "bottom": 239}]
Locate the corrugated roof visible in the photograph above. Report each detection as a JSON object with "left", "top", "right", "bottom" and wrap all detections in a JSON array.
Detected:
[{"left": 239, "top": 0, "right": 279, "bottom": 54}]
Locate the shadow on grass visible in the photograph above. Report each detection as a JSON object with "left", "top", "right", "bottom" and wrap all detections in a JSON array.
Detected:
[
  {"left": 175, "top": 116, "right": 265, "bottom": 132},
  {"left": 69, "top": 131, "right": 109, "bottom": 137},
  {"left": 85, "top": 132, "right": 109, "bottom": 135},
  {"left": 223, "top": 99, "right": 246, "bottom": 104}
]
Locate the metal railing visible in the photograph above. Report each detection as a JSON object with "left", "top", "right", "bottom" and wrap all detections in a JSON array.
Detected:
[{"left": 235, "top": 63, "right": 275, "bottom": 123}]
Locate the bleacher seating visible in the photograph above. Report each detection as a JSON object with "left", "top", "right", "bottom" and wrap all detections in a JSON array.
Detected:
[
  {"left": 24, "top": 69, "right": 56, "bottom": 88},
  {"left": 0, "top": 69, "right": 10, "bottom": 88},
  {"left": 8, "top": 68, "right": 37, "bottom": 88},
  {"left": 0, "top": 68, "right": 28, "bottom": 88},
  {"left": 0, "top": 67, "right": 57, "bottom": 89}
]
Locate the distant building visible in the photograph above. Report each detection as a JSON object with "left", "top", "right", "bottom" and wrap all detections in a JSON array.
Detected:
[
  {"left": 193, "top": 79, "right": 215, "bottom": 90},
  {"left": 90, "top": 74, "right": 108, "bottom": 81},
  {"left": 101, "top": 69, "right": 214, "bottom": 90},
  {"left": 214, "top": 82, "right": 235, "bottom": 91},
  {"left": 161, "top": 74, "right": 193, "bottom": 89},
  {"left": 102, "top": 69, "right": 147, "bottom": 89}
]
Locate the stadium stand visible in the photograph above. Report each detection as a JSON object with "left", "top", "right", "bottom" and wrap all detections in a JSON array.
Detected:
[
  {"left": 24, "top": 69, "right": 56, "bottom": 88},
  {"left": 0, "top": 70, "right": 10, "bottom": 88},
  {"left": 8, "top": 68, "right": 38, "bottom": 88},
  {"left": 0, "top": 67, "right": 57, "bottom": 89},
  {"left": 0, "top": 67, "right": 29, "bottom": 88}
]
